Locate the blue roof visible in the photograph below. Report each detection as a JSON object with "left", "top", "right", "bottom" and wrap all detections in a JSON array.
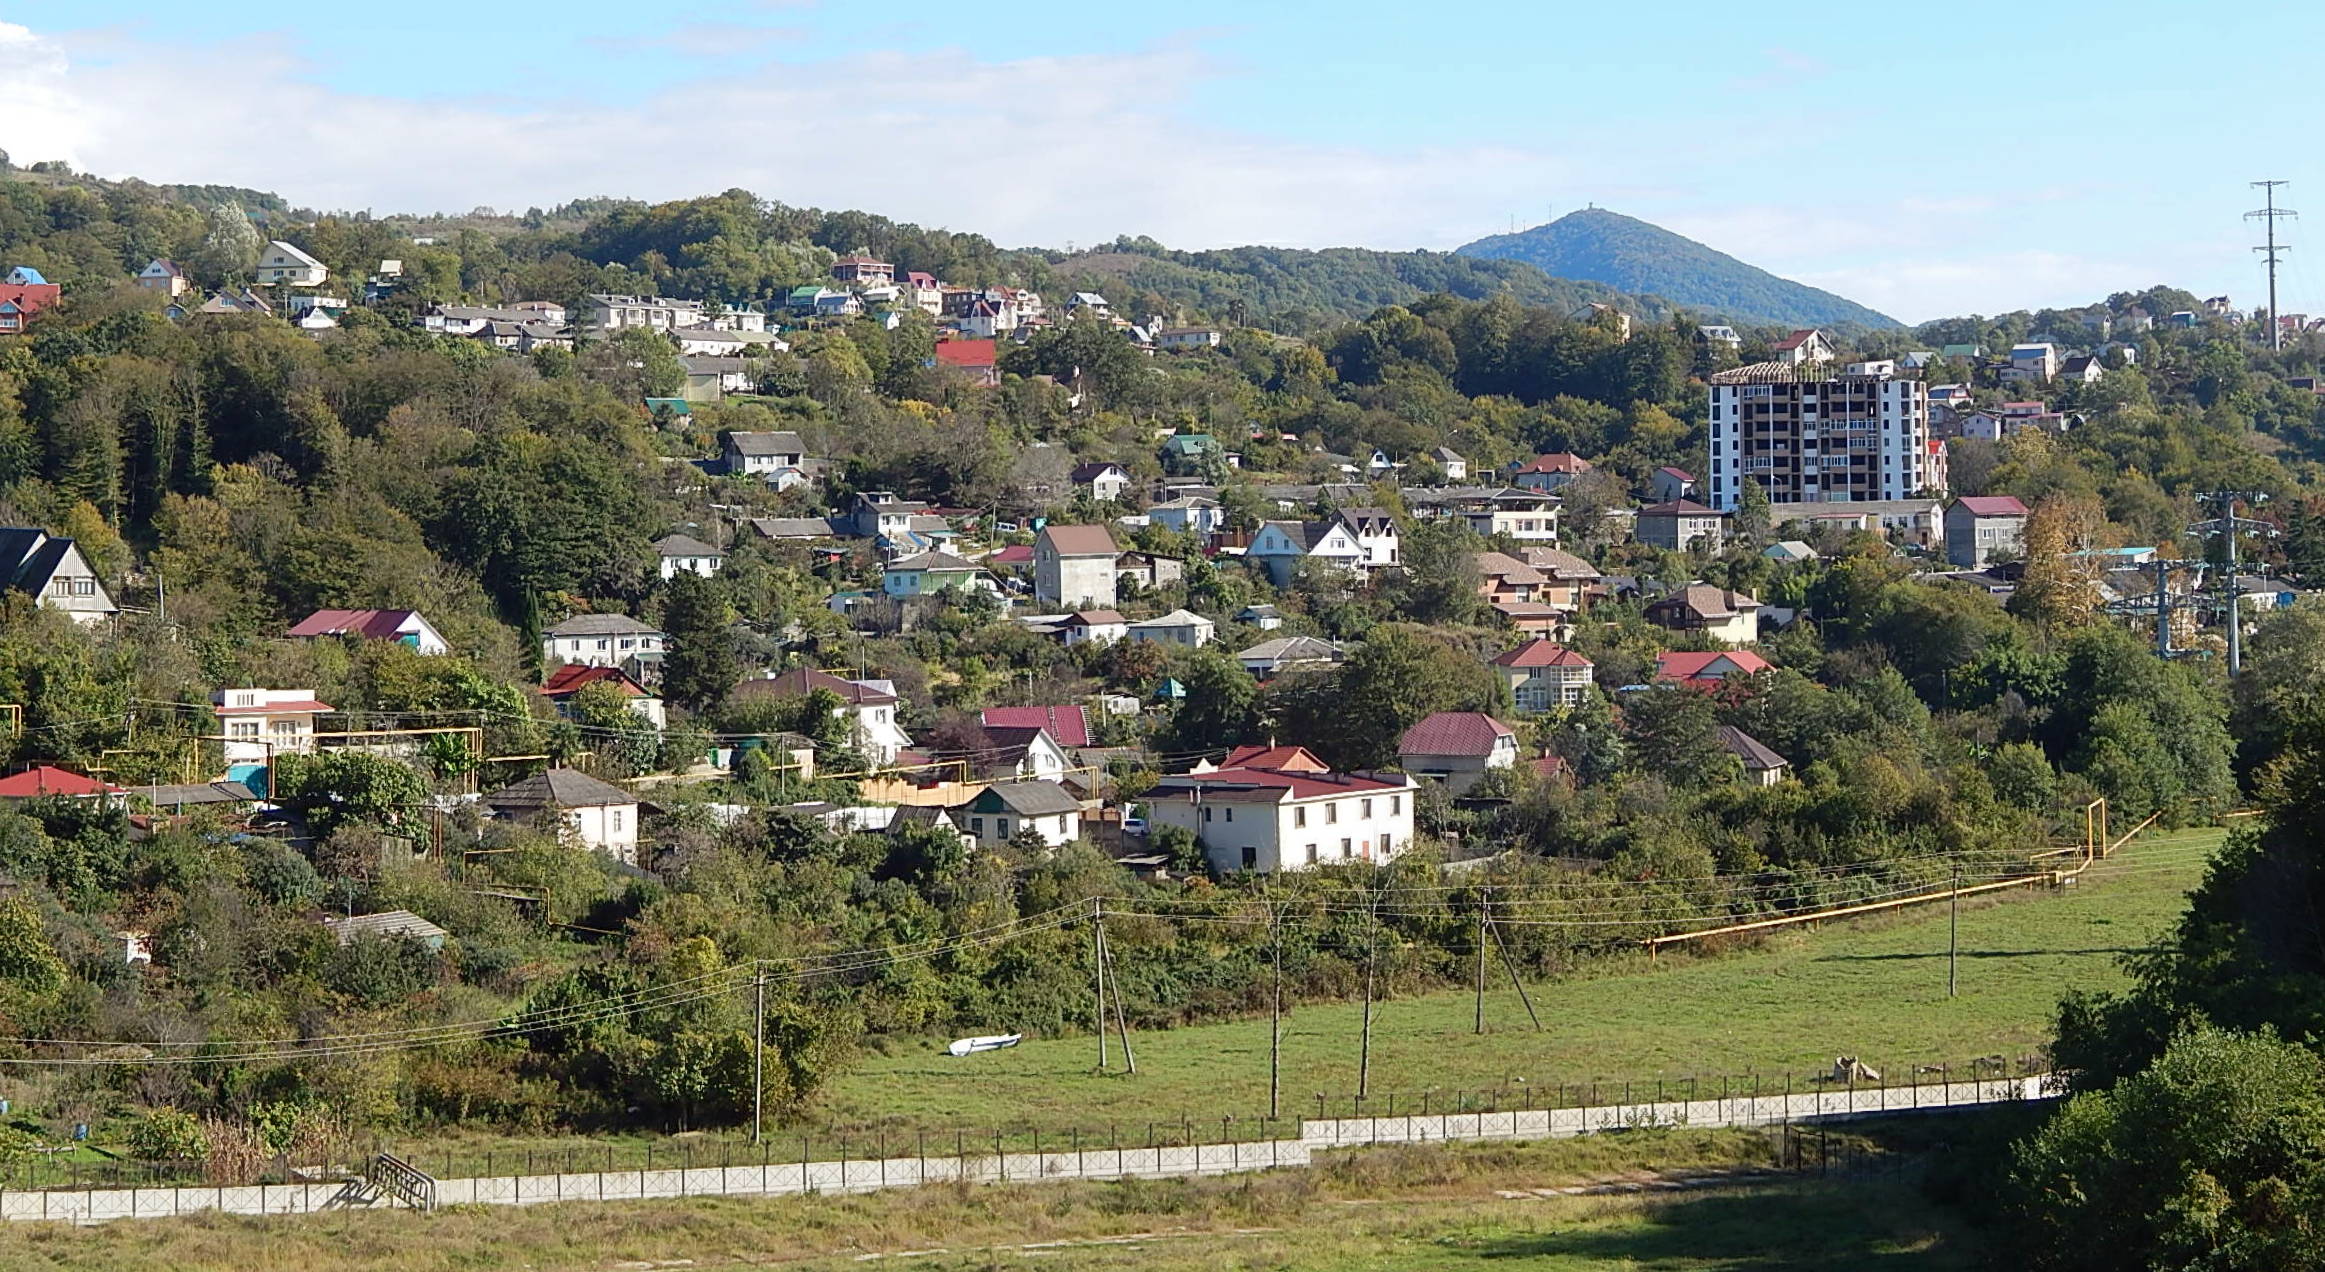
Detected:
[{"left": 6, "top": 267, "right": 46, "bottom": 286}]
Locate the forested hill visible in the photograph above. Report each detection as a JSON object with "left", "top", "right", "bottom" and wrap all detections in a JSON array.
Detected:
[
  {"left": 1456, "top": 208, "right": 1901, "bottom": 331},
  {"left": 1044, "top": 239, "right": 1676, "bottom": 334},
  {"left": 0, "top": 170, "right": 1675, "bottom": 337}
]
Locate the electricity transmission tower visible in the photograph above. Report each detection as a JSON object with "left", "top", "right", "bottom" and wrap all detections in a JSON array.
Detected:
[
  {"left": 2101, "top": 558, "right": 2209, "bottom": 659},
  {"left": 2249, "top": 181, "right": 2296, "bottom": 350},
  {"left": 2190, "top": 491, "right": 2279, "bottom": 676}
]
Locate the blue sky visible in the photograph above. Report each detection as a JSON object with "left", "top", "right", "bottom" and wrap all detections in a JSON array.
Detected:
[{"left": 6, "top": 0, "right": 2322, "bottom": 322}]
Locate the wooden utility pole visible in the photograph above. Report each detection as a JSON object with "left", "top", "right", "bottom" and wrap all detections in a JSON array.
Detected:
[
  {"left": 1473, "top": 889, "right": 1489, "bottom": 1035},
  {"left": 1269, "top": 900, "right": 1283, "bottom": 1119},
  {"left": 1092, "top": 899, "right": 1108, "bottom": 1070},
  {"left": 1948, "top": 864, "right": 1960, "bottom": 999},
  {"left": 1486, "top": 913, "right": 1542, "bottom": 1031},
  {"left": 1358, "top": 892, "right": 1378, "bottom": 1100},
  {"left": 1103, "top": 923, "right": 1136, "bottom": 1073},
  {"left": 751, "top": 967, "right": 767, "bottom": 1145}
]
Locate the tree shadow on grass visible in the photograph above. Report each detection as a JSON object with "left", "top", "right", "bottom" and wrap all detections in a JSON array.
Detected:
[
  {"left": 1468, "top": 1182, "right": 1981, "bottom": 1271},
  {"left": 1812, "top": 947, "right": 2150, "bottom": 962}
]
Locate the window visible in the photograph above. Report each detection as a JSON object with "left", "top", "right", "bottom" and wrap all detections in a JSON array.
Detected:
[
  {"left": 1057, "top": 816, "right": 1069, "bottom": 834},
  {"left": 996, "top": 818, "right": 1011, "bottom": 837},
  {"left": 1294, "top": 807, "right": 1307, "bottom": 828},
  {"left": 1361, "top": 798, "right": 1373, "bottom": 818},
  {"left": 1379, "top": 833, "right": 1392, "bottom": 853},
  {"left": 228, "top": 721, "right": 260, "bottom": 740},
  {"left": 1224, "top": 807, "right": 1234, "bottom": 823},
  {"left": 1340, "top": 838, "right": 1351, "bottom": 858},
  {"left": 1202, "top": 806, "right": 1213, "bottom": 823},
  {"left": 1305, "top": 844, "right": 1318, "bottom": 865},
  {"left": 1391, "top": 795, "right": 1402, "bottom": 815},
  {"left": 611, "top": 809, "right": 623, "bottom": 833},
  {"left": 1241, "top": 846, "right": 1257, "bottom": 869},
  {"left": 970, "top": 816, "right": 984, "bottom": 834},
  {"left": 1326, "top": 803, "right": 1338, "bottom": 824},
  {"left": 71, "top": 578, "right": 94, "bottom": 597}
]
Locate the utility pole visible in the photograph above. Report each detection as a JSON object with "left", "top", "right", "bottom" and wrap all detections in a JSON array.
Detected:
[
  {"left": 751, "top": 966, "right": 767, "bottom": 1145},
  {"left": 2191, "top": 491, "right": 2278, "bottom": 676},
  {"left": 1091, "top": 899, "right": 1108, "bottom": 1071},
  {"left": 1947, "top": 864, "right": 1959, "bottom": 999},
  {"left": 1358, "top": 889, "right": 1378, "bottom": 1100},
  {"left": 2248, "top": 181, "right": 2296, "bottom": 351},
  {"left": 1473, "top": 888, "right": 1489, "bottom": 1035}
]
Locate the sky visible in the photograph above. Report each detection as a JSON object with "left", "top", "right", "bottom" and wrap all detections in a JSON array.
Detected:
[{"left": 5, "top": 0, "right": 2322, "bottom": 325}]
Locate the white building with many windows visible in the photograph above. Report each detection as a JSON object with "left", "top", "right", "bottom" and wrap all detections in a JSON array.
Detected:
[
  {"left": 1705, "top": 363, "right": 1936, "bottom": 511},
  {"left": 1146, "top": 747, "right": 1415, "bottom": 874},
  {"left": 214, "top": 689, "right": 332, "bottom": 767}
]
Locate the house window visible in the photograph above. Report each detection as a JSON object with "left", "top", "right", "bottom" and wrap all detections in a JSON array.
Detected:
[
  {"left": 1361, "top": 798, "right": 1373, "bottom": 818},
  {"left": 1202, "top": 807, "right": 1213, "bottom": 823},
  {"left": 1242, "top": 846, "right": 1257, "bottom": 869},
  {"left": 996, "top": 818, "right": 1011, "bottom": 837},
  {"left": 1327, "top": 803, "right": 1338, "bottom": 824},
  {"left": 971, "top": 817, "right": 985, "bottom": 834},
  {"left": 1294, "top": 807, "right": 1307, "bottom": 828},
  {"left": 228, "top": 722, "right": 260, "bottom": 739},
  {"left": 1340, "top": 838, "right": 1352, "bottom": 858},
  {"left": 1391, "top": 796, "right": 1402, "bottom": 815},
  {"left": 1305, "top": 844, "right": 1318, "bottom": 865},
  {"left": 1379, "top": 833, "right": 1392, "bottom": 853},
  {"left": 1057, "top": 816, "right": 1069, "bottom": 834},
  {"left": 611, "top": 809, "right": 624, "bottom": 833},
  {"left": 1224, "top": 807, "right": 1233, "bottom": 822},
  {"left": 71, "top": 578, "right": 94, "bottom": 597}
]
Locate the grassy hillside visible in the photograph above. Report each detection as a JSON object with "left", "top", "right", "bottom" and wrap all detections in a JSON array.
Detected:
[
  {"left": 1457, "top": 207, "right": 1900, "bottom": 330},
  {"left": 822, "top": 828, "right": 2216, "bottom": 1131}
]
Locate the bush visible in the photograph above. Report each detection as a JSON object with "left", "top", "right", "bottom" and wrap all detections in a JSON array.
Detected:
[{"left": 127, "top": 1107, "right": 209, "bottom": 1161}]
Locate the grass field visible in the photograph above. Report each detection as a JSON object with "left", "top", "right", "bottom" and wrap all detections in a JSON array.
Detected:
[
  {"left": 821, "top": 828, "right": 2221, "bottom": 1133},
  {"left": 0, "top": 1130, "right": 1988, "bottom": 1271}
]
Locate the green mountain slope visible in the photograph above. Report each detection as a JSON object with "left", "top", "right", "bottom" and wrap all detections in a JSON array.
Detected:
[{"left": 1456, "top": 208, "right": 1900, "bottom": 330}]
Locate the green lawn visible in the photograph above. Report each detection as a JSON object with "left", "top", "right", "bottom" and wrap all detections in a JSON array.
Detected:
[{"left": 823, "top": 828, "right": 2220, "bottom": 1134}]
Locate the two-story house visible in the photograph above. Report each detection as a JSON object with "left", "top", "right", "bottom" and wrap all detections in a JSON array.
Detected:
[
  {"left": 1148, "top": 496, "right": 1227, "bottom": 537},
  {"left": 541, "top": 614, "right": 668, "bottom": 674},
  {"left": 730, "top": 667, "right": 913, "bottom": 765},
  {"left": 0, "top": 528, "right": 116, "bottom": 626},
  {"left": 1397, "top": 711, "right": 1519, "bottom": 795},
  {"left": 255, "top": 241, "right": 329, "bottom": 288},
  {"left": 214, "top": 689, "right": 332, "bottom": 769},
  {"left": 1490, "top": 639, "right": 1595, "bottom": 712},
  {"left": 1247, "top": 518, "right": 1364, "bottom": 586},
  {"left": 1034, "top": 525, "right": 1120, "bottom": 609},
  {"left": 1147, "top": 748, "right": 1416, "bottom": 874},
  {"left": 1634, "top": 500, "right": 1728, "bottom": 552},
  {"left": 1945, "top": 495, "right": 2030, "bottom": 566},
  {"left": 1069, "top": 462, "right": 1132, "bottom": 503},
  {"left": 1644, "top": 585, "right": 1763, "bottom": 646},
  {"left": 1512, "top": 453, "right": 1594, "bottom": 493},
  {"left": 1337, "top": 507, "right": 1402, "bottom": 569}
]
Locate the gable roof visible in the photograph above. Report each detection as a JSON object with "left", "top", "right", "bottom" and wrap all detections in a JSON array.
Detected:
[
  {"left": 1492, "top": 638, "right": 1593, "bottom": 669},
  {"left": 652, "top": 533, "right": 723, "bottom": 558},
  {"left": 544, "top": 613, "right": 664, "bottom": 638},
  {"left": 1398, "top": 711, "right": 1516, "bottom": 758},
  {"left": 731, "top": 667, "right": 898, "bottom": 706},
  {"left": 1637, "top": 500, "right": 1723, "bottom": 517},
  {"left": 1127, "top": 608, "right": 1213, "bottom": 631},
  {"left": 887, "top": 549, "right": 981, "bottom": 572},
  {"left": 974, "top": 779, "right": 1083, "bottom": 817},
  {"left": 262, "top": 240, "right": 325, "bottom": 270},
  {"left": 1237, "top": 635, "right": 1343, "bottom": 664},
  {"left": 1514, "top": 452, "right": 1593, "bottom": 475},
  {"left": 1069, "top": 462, "right": 1126, "bottom": 482},
  {"left": 1219, "top": 744, "right": 1330, "bottom": 772},
  {"left": 1514, "top": 546, "right": 1600, "bottom": 579},
  {"left": 1037, "top": 524, "right": 1118, "bottom": 557},
  {"left": 540, "top": 664, "right": 652, "bottom": 698},
  {"left": 1648, "top": 584, "right": 1762, "bottom": 621},
  {"left": 725, "top": 430, "right": 806, "bottom": 456},
  {"left": 484, "top": 767, "right": 637, "bottom": 810},
  {"left": 1716, "top": 725, "right": 1788, "bottom": 772},
  {"left": 323, "top": 910, "right": 449, "bottom": 946},
  {"left": 981, "top": 705, "right": 1092, "bottom": 748},
  {"left": 0, "top": 766, "right": 122, "bottom": 798},
  {"left": 287, "top": 608, "right": 427, "bottom": 641},
  {"left": 934, "top": 339, "right": 998, "bottom": 369},
  {"left": 1953, "top": 495, "right": 2029, "bottom": 517},
  {"left": 1772, "top": 328, "right": 1823, "bottom": 351},
  {"left": 1655, "top": 650, "right": 1773, "bottom": 681}
]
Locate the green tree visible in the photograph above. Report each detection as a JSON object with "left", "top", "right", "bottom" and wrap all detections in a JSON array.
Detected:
[{"left": 660, "top": 573, "right": 738, "bottom": 714}]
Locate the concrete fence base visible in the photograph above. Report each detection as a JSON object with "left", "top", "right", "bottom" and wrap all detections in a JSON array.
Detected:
[{"left": 6, "top": 1074, "right": 2049, "bottom": 1224}]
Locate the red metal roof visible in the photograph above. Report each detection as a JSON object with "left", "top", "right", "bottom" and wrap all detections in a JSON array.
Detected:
[
  {"left": 934, "top": 339, "right": 997, "bottom": 368},
  {"left": 0, "top": 766, "right": 122, "bottom": 798},
  {"left": 287, "top": 608, "right": 419, "bottom": 640},
  {"left": 1219, "top": 744, "right": 1329, "bottom": 772},
  {"left": 981, "top": 705, "right": 1091, "bottom": 748},
  {"left": 1654, "top": 650, "right": 1772, "bottom": 682},
  {"left": 988, "top": 544, "right": 1034, "bottom": 566},
  {"left": 1514, "top": 453, "right": 1591, "bottom": 474},
  {"left": 1165, "top": 765, "right": 1404, "bottom": 801},
  {"left": 541, "top": 664, "right": 649, "bottom": 698},
  {"left": 1491, "top": 638, "right": 1593, "bottom": 669},
  {"left": 1397, "top": 711, "right": 1516, "bottom": 758}
]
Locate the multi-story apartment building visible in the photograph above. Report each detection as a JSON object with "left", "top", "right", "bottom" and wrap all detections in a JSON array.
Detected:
[{"left": 1705, "top": 363, "right": 1937, "bottom": 511}]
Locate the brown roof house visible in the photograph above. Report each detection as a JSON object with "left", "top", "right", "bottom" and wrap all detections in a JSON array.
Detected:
[
  {"left": 1034, "top": 525, "right": 1119, "bottom": 609},
  {"left": 484, "top": 768, "right": 651, "bottom": 865},
  {"left": 1644, "top": 585, "right": 1762, "bottom": 646},
  {"left": 1396, "top": 711, "right": 1519, "bottom": 795}
]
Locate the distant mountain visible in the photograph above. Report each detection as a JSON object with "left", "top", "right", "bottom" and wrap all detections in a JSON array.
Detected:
[
  {"left": 1456, "top": 208, "right": 1901, "bottom": 331},
  {"left": 1046, "top": 240, "right": 1681, "bottom": 335}
]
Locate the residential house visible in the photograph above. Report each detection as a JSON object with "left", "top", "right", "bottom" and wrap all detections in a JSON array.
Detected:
[
  {"left": 814, "top": 290, "right": 864, "bottom": 318},
  {"left": 213, "top": 689, "right": 331, "bottom": 769},
  {"left": 1035, "top": 525, "right": 1120, "bottom": 608},
  {"left": 1767, "top": 497, "right": 1946, "bottom": 549},
  {"left": 136, "top": 259, "right": 192, "bottom": 298},
  {"left": 1650, "top": 467, "right": 1696, "bottom": 503},
  {"left": 1147, "top": 748, "right": 1416, "bottom": 873},
  {"left": 1430, "top": 447, "right": 1469, "bottom": 482},
  {"left": 2003, "top": 343, "right": 2059, "bottom": 384},
  {"left": 1654, "top": 649, "right": 1773, "bottom": 686},
  {"left": 1644, "top": 585, "right": 1762, "bottom": 645},
  {"left": 1155, "top": 326, "right": 1223, "bottom": 351},
  {"left": 847, "top": 491, "right": 943, "bottom": 546},
  {"left": 1236, "top": 635, "right": 1344, "bottom": 680},
  {"left": 730, "top": 668, "right": 913, "bottom": 764},
  {"left": 1511, "top": 453, "right": 1592, "bottom": 493},
  {"left": 0, "top": 271, "right": 61, "bottom": 335},
  {"left": 1337, "top": 507, "right": 1402, "bottom": 569},
  {"left": 1491, "top": 639, "right": 1595, "bottom": 712},
  {"left": 1160, "top": 433, "right": 1227, "bottom": 475},
  {"left": 1148, "top": 496, "right": 1227, "bottom": 536},
  {"left": 540, "top": 664, "right": 667, "bottom": 730},
  {"left": 0, "top": 528, "right": 115, "bottom": 625},
  {"left": 1126, "top": 609, "right": 1215, "bottom": 648},
  {"left": 483, "top": 769, "right": 648, "bottom": 865},
  {"left": 1397, "top": 711, "right": 1520, "bottom": 795},
  {"left": 720, "top": 431, "right": 813, "bottom": 488},
  {"left": 953, "top": 780, "right": 1083, "bottom": 850},
  {"left": 288, "top": 608, "right": 449, "bottom": 655},
  {"left": 0, "top": 766, "right": 125, "bottom": 805},
  {"left": 1471, "top": 551, "right": 1581, "bottom": 633},
  {"left": 192, "top": 289, "right": 271, "bottom": 318},
  {"left": 1698, "top": 324, "right": 1743, "bottom": 351},
  {"left": 127, "top": 781, "right": 259, "bottom": 813},
  {"left": 933, "top": 339, "right": 1000, "bottom": 386},
  {"left": 1056, "top": 609, "right": 1129, "bottom": 646},
  {"left": 883, "top": 550, "right": 985, "bottom": 598},
  {"left": 1247, "top": 518, "right": 1365, "bottom": 586},
  {"left": 1114, "top": 550, "right": 1184, "bottom": 592},
  {"left": 1770, "top": 329, "right": 1836, "bottom": 366},
  {"left": 1945, "top": 495, "right": 2030, "bottom": 567},
  {"left": 324, "top": 910, "right": 449, "bottom": 950},
  {"left": 830, "top": 255, "right": 894, "bottom": 285},
  {"left": 255, "top": 241, "right": 328, "bottom": 287},
  {"left": 541, "top": 614, "right": 667, "bottom": 674},
  {"left": 959, "top": 298, "right": 1017, "bottom": 339},
  {"left": 652, "top": 533, "right": 725, "bottom": 580},
  {"left": 1238, "top": 604, "right": 1285, "bottom": 631},
  {"left": 1941, "top": 343, "right": 1986, "bottom": 360},
  {"left": 1065, "top": 292, "right": 1113, "bottom": 319},
  {"left": 961, "top": 726, "right": 1075, "bottom": 783},
  {"left": 1070, "top": 462, "right": 1131, "bottom": 503},
  {"left": 980, "top": 705, "right": 1093, "bottom": 749},
  {"left": 1717, "top": 726, "right": 1790, "bottom": 786},
  {"left": 675, "top": 329, "right": 787, "bottom": 357},
  {"left": 904, "top": 271, "right": 944, "bottom": 314},
  {"left": 1634, "top": 500, "right": 1728, "bottom": 552},
  {"left": 2059, "top": 354, "right": 2105, "bottom": 384},
  {"left": 1763, "top": 540, "right": 1817, "bottom": 562}
]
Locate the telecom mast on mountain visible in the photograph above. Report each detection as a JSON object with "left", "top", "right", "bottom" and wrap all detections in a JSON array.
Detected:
[{"left": 2248, "top": 180, "right": 2296, "bottom": 351}]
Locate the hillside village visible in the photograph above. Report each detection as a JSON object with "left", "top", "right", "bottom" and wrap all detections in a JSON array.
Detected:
[{"left": 0, "top": 173, "right": 2318, "bottom": 1164}]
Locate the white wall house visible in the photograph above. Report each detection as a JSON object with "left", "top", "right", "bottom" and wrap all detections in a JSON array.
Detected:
[
  {"left": 1247, "top": 519, "right": 1364, "bottom": 587},
  {"left": 1035, "top": 525, "right": 1120, "bottom": 609},
  {"left": 653, "top": 533, "right": 725, "bottom": 580},
  {"left": 1126, "top": 609, "right": 1215, "bottom": 648},
  {"left": 255, "top": 241, "right": 328, "bottom": 287},
  {"left": 1147, "top": 751, "right": 1416, "bottom": 874},
  {"left": 542, "top": 614, "right": 668, "bottom": 669},
  {"left": 214, "top": 689, "right": 332, "bottom": 767},
  {"left": 483, "top": 769, "right": 646, "bottom": 865},
  {"left": 0, "top": 528, "right": 116, "bottom": 626},
  {"left": 954, "top": 779, "right": 1083, "bottom": 850}
]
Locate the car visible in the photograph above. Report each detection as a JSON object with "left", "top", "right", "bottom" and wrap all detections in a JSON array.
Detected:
[{"left": 1121, "top": 806, "right": 1149, "bottom": 837}]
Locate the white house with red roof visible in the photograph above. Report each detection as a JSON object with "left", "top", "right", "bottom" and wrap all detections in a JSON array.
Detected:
[
  {"left": 540, "top": 665, "right": 666, "bottom": 730},
  {"left": 1654, "top": 650, "right": 1773, "bottom": 687},
  {"left": 1945, "top": 495, "right": 2030, "bottom": 567},
  {"left": 1491, "top": 639, "right": 1595, "bottom": 712},
  {"left": 214, "top": 689, "right": 333, "bottom": 767},
  {"left": 731, "top": 667, "right": 912, "bottom": 763},
  {"left": 933, "top": 339, "right": 1000, "bottom": 386},
  {"left": 1770, "top": 329, "right": 1835, "bottom": 366},
  {"left": 980, "top": 705, "right": 1092, "bottom": 748},
  {"left": 1512, "top": 453, "right": 1593, "bottom": 493},
  {"left": 1148, "top": 747, "right": 1414, "bottom": 874},
  {"left": 1396, "top": 711, "right": 1519, "bottom": 795},
  {"left": 287, "top": 608, "right": 450, "bottom": 655}
]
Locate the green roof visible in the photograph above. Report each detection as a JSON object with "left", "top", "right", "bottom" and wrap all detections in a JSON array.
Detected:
[{"left": 1162, "top": 434, "right": 1219, "bottom": 455}]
